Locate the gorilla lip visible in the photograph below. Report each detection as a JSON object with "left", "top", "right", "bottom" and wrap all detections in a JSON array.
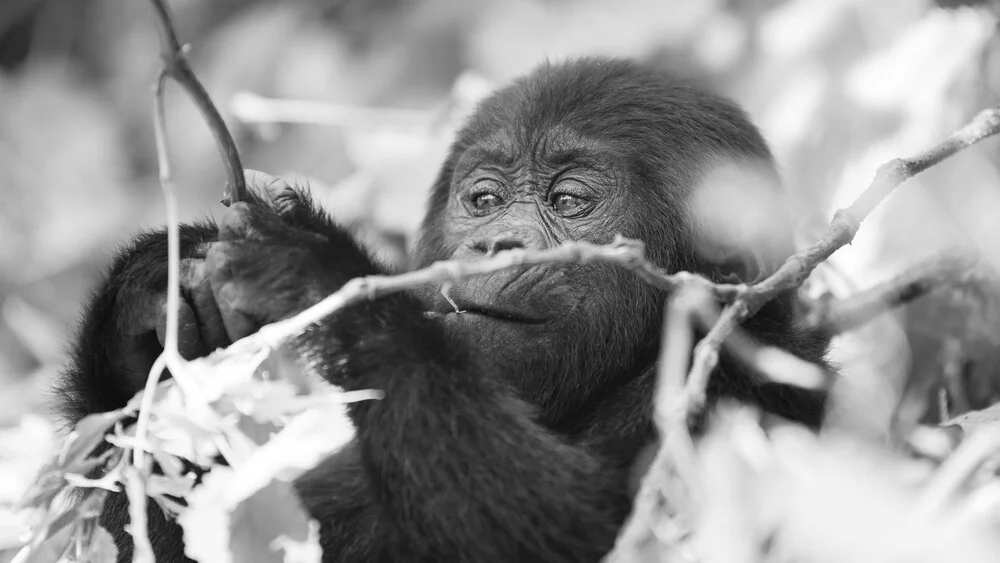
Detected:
[{"left": 439, "top": 302, "right": 546, "bottom": 324}]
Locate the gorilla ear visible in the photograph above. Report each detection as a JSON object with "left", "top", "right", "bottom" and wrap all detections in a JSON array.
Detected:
[{"left": 688, "top": 158, "right": 795, "bottom": 285}]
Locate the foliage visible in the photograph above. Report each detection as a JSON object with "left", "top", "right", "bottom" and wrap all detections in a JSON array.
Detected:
[{"left": 3, "top": 0, "right": 1000, "bottom": 562}]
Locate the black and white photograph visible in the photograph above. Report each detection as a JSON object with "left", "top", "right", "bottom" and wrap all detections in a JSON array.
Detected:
[{"left": 1, "top": 0, "right": 1000, "bottom": 561}]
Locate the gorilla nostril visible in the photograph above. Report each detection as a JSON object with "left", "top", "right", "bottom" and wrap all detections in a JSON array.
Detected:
[
  {"left": 470, "top": 237, "right": 524, "bottom": 256},
  {"left": 490, "top": 238, "right": 524, "bottom": 254}
]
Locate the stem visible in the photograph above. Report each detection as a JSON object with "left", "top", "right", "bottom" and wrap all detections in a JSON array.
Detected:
[
  {"left": 132, "top": 69, "right": 179, "bottom": 472},
  {"left": 147, "top": 0, "right": 247, "bottom": 205},
  {"left": 682, "top": 105, "right": 1000, "bottom": 412}
]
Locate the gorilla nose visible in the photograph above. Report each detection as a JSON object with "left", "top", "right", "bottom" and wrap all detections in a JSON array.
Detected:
[
  {"left": 480, "top": 237, "right": 524, "bottom": 255},
  {"left": 468, "top": 228, "right": 547, "bottom": 257}
]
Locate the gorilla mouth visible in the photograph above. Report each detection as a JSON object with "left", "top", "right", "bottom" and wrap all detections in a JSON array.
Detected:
[
  {"left": 458, "top": 304, "right": 547, "bottom": 324},
  {"left": 426, "top": 298, "right": 547, "bottom": 325}
]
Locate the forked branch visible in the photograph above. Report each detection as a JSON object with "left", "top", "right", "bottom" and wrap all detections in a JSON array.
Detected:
[
  {"left": 148, "top": 0, "right": 246, "bottom": 205},
  {"left": 804, "top": 249, "right": 982, "bottom": 333},
  {"left": 683, "top": 105, "right": 1000, "bottom": 412}
]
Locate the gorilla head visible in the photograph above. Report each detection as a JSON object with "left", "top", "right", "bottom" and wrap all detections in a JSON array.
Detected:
[{"left": 413, "top": 58, "right": 793, "bottom": 425}]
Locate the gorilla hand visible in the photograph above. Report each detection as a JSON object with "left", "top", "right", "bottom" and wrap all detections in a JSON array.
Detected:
[
  {"left": 108, "top": 227, "right": 222, "bottom": 388},
  {"left": 205, "top": 200, "right": 351, "bottom": 339},
  {"left": 104, "top": 172, "right": 366, "bottom": 396}
]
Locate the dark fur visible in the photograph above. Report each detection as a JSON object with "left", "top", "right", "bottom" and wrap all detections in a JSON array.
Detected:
[{"left": 56, "top": 57, "right": 829, "bottom": 563}]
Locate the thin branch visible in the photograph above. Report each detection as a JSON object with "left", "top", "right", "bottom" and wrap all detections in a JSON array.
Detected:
[
  {"left": 604, "top": 287, "right": 708, "bottom": 562},
  {"left": 243, "top": 235, "right": 742, "bottom": 349},
  {"left": 147, "top": 0, "right": 246, "bottom": 205},
  {"left": 152, "top": 70, "right": 178, "bottom": 358},
  {"left": 124, "top": 468, "right": 154, "bottom": 563},
  {"left": 941, "top": 338, "right": 972, "bottom": 416},
  {"left": 132, "top": 68, "right": 188, "bottom": 474},
  {"left": 132, "top": 0, "right": 240, "bottom": 480},
  {"left": 804, "top": 249, "right": 981, "bottom": 333},
  {"left": 691, "top": 306, "right": 828, "bottom": 391},
  {"left": 682, "top": 105, "right": 1000, "bottom": 412},
  {"left": 917, "top": 428, "right": 1000, "bottom": 518}
]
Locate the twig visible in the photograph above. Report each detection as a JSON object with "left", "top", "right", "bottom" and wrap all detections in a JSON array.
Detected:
[
  {"left": 682, "top": 105, "right": 1000, "bottom": 412},
  {"left": 130, "top": 4, "right": 236, "bottom": 552},
  {"left": 917, "top": 428, "right": 1000, "bottom": 518},
  {"left": 941, "top": 338, "right": 971, "bottom": 416},
  {"left": 151, "top": 71, "right": 179, "bottom": 361},
  {"left": 132, "top": 68, "right": 189, "bottom": 472},
  {"left": 804, "top": 249, "right": 981, "bottom": 332},
  {"left": 240, "top": 235, "right": 743, "bottom": 349},
  {"left": 147, "top": 0, "right": 246, "bottom": 205},
  {"left": 124, "top": 468, "right": 155, "bottom": 563},
  {"left": 125, "top": 57, "right": 194, "bottom": 560},
  {"left": 604, "top": 287, "right": 708, "bottom": 562},
  {"left": 693, "top": 304, "right": 828, "bottom": 390}
]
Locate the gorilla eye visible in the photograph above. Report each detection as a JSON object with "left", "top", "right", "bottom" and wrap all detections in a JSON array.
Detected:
[
  {"left": 471, "top": 192, "right": 504, "bottom": 215},
  {"left": 552, "top": 193, "right": 586, "bottom": 214}
]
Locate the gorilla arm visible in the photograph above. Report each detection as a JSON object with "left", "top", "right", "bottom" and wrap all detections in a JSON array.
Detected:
[
  {"left": 58, "top": 187, "right": 625, "bottom": 563},
  {"left": 210, "top": 197, "right": 625, "bottom": 562}
]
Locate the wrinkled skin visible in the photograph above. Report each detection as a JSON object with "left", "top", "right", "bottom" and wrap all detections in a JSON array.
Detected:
[{"left": 57, "top": 57, "right": 829, "bottom": 563}]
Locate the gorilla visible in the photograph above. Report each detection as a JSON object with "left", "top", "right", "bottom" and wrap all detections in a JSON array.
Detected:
[{"left": 57, "top": 57, "right": 829, "bottom": 562}]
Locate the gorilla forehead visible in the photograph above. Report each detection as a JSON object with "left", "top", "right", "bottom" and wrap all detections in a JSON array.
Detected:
[
  {"left": 458, "top": 57, "right": 774, "bottom": 165},
  {"left": 454, "top": 124, "right": 620, "bottom": 178}
]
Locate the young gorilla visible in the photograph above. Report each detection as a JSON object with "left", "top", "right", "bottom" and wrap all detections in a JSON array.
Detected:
[{"left": 58, "top": 57, "right": 828, "bottom": 562}]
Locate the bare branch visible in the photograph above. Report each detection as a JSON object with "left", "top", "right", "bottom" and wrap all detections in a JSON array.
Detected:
[
  {"left": 147, "top": 0, "right": 246, "bottom": 205},
  {"left": 124, "top": 468, "right": 155, "bottom": 563},
  {"left": 605, "top": 287, "right": 709, "bottom": 562},
  {"left": 682, "top": 105, "right": 1000, "bottom": 412},
  {"left": 692, "top": 305, "right": 828, "bottom": 391},
  {"left": 151, "top": 70, "right": 179, "bottom": 358},
  {"left": 917, "top": 428, "right": 1000, "bottom": 518},
  {"left": 244, "top": 235, "right": 742, "bottom": 349},
  {"left": 133, "top": 68, "right": 193, "bottom": 474},
  {"left": 804, "top": 249, "right": 981, "bottom": 333}
]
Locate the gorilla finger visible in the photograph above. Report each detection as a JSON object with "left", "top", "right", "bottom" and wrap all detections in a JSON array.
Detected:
[
  {"left": 119, "top": 292, "right": 164, "bottom": 337},
  {"left": 218, "top": 202, "right": 257, "bottom": 241},
  {"left": 155, "top": 298, "right": 208, "bottom": 360},
  {"left": 179, "top": 257, "right": 208, "bottom": 286},
  {"left": 214, "top": 282, "right": 261, "bottom": 342},
  {"left": 187, "top": 275, "right": 231, "bottom": 351},
  {"left": 179, "top": 256, "right": 231, "bottom": 350},
  {"left": 244, "top": 169, "right": 292, "bottom": 200}
]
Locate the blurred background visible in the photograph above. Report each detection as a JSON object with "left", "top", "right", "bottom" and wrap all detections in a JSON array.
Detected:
[{"left": 1, "top": 0, "right": 1000, "bottom": 553}]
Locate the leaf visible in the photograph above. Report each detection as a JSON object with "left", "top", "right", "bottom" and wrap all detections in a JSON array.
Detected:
[
  {"left": 13, "top": 491, "right": 107, "bottom": 563},
  {"left": 85, "top": 524, "right": 119, "bottom": 563},
  {"left": 226, "top": 405, "right": 356, "bottom": 503},
  {"left": 11, "top": 523, "right": 72, "bottom": 563},
  {"left": 57, "top": 410, "right": 129, "bottom": 473},
  {"left": 230, "top": 481, "right": 318, "bottom": 563},
  {"left": 942, "top": 402, "right": 1000, "bottom": 434},
  {"left": 179, "top": 470, "right": 320, "bottom": 563},
  {"left": 146, "top": 472, "right": 197, "bottom": 500}
]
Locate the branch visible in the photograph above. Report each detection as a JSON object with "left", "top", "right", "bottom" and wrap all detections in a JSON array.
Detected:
[
  {"left": 682, "top": 105, "right": 1000, "bottom": 412},
  {"left": 238, "top": 235, "right": 743, "bottom": 349},
  {"left": 147, "top": 0, "right": 247, "bottom": 205},
  {"left": 124, "top": 468, "right": 155, "bottom": 563},
  {"left": 692, "top": 306, "right": 828, "bottom": 391},
  {"left": 917, "top": 428, "right": 1000, "bottom": 517},
  {"left": 604, "top": 287, "right": 709, "bottom": 562},
  {"left": 804, "top": 249, "right": 982, "bottom": 333}
]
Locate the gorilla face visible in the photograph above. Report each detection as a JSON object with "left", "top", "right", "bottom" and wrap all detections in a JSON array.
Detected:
[
  {"left": 410, "top": 59, "right": 782, "bottom": 423},
  {"left": 416, "top": 119, "right": 665, "bottom": 423}
]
